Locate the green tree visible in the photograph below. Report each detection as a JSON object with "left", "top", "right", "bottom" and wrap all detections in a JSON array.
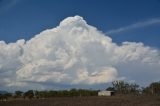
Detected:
[
  {"left": 23, "top": 90, "right": 34, "bottom": 99},
  {"left": 106, "top": 87, "right": 115, "bottom": 91},
  {"left": 112, "top": 80, "right": 140, "bottom": 94},
  {"left": 0, "top": 93, "right": 12, "bottom": 101},
  {"left": 15, "top": 91, "right": 23, "bottom": 98},
  {"left": 150, "top": 82, "right": 160, "bottom": 95}
]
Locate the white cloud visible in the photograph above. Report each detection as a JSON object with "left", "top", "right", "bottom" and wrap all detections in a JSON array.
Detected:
[
  {"left": 0, "top": 16, "right": 160, "bottom": 89},
  {"left": 72, "top": 67, "right": 118, "bottom": 84},
  {"left": 106, "top": 18, "right": 160, "bottom": 34}
]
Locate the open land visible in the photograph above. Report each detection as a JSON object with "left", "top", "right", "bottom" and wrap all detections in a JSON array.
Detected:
[{"left": 0, "top": 95, "right": 160, "bottom": 106}]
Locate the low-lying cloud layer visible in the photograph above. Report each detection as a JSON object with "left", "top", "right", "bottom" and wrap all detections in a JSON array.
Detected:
[{"left": 0, "top": 16, "right": 160, "bottom": 90}]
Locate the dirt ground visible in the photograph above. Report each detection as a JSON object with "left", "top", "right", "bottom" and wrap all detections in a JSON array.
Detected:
[{"left": 0, "top": 95, "right": 160, "bottom": 106}]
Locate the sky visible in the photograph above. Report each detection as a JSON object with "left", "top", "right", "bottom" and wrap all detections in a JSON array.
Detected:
[
  {"left": 0, "top": 0, "right": 160, "bottom": 47},
  {"left": 0, "top": 0, "right": 160, "bottom": 91}
]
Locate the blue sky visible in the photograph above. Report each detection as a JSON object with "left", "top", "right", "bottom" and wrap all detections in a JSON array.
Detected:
[
  {"left": 0, "top": 0, "right": 160, "bottom": 47},
  {"left": 0, "top": 0, "right": 160, "bottom": 91}
]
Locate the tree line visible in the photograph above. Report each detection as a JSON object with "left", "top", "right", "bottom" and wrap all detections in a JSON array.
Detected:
[
  {"left": 107, "top": 81, "right": 160, "bottom": 95},
  {"left": 0, "top": 89, "right": 98, "bottom": 100},
  {"left": 0, "top": 81, "right": 160, "bottom": 100},
  {"left": 23, "top": 89, "right": 98, "bottom": 99}
]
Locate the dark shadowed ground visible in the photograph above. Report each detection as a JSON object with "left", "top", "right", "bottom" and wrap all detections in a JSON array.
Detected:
[{"left": 0, "top": 95, "right": 160, "bottom": 106}]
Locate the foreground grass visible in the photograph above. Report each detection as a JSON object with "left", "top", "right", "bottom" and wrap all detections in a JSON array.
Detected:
[{"left": 0, "top": 95, "right": 160, "bottom": 106}]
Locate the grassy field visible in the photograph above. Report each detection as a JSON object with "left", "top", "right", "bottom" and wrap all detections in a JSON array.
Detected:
[{"left": 0, "top": 95, "right": 160, "bottom": 106}]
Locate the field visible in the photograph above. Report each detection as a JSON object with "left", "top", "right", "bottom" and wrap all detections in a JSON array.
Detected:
[{"left": 0, "top": 95, "right": 160, "bottom": 106}]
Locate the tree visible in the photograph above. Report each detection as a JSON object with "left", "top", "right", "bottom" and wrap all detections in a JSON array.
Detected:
[
  {"left": 106, "top": 87, "right": 115, "bottom": 91},
  {"left": 112, "top": 80, "right": 140, "bottom": 94},
  {"left": 150, "top": 82, "right": 160, "bottom": 95},
  {"left": 0, "top": 93, "right": 12, "bottom": 101},
  {"left": 23, "top": 90, "right": 34, "bottom": 99},
  {"left": 15, "top": 91, "right": 23, "bottom": 98},
  {"left": 112, "top": 80, "right": 126, "bottom": 94}
]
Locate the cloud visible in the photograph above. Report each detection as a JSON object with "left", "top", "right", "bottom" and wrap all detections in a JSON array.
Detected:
[
  {"left": 0, "top": 0, "right": 19, "bottom": 14},
  {"left": 0, "top": 16, "right": 160, "bottom": 90},
  {"left": 106, "top": 18, "right": 160, "bottom": 34}
]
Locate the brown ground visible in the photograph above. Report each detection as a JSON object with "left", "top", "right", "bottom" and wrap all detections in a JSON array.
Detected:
[{"left": 0, "top": 95, "right": 160, "bottom": 106}]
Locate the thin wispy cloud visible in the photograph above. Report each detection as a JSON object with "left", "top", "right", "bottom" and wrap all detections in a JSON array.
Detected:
[
  {"left": 0, "top": 0, "right": 19, "bottom": 14},
  {"left": 106, "top": 18, "right": 160, "bottom": 34}
]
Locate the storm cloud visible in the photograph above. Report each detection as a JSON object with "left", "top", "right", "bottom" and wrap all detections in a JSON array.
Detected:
[{"left": 0, "top": 16, "right": 160, "bottom": 90}]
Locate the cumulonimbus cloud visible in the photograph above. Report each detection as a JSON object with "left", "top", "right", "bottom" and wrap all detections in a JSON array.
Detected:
[{"left": 0, "top": 16, "right": 160, "bottom": 90}]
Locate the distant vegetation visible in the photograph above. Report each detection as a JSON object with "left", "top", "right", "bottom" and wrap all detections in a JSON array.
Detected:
[
  {"left": 0, "top": 81, "right": 160, "bottom": 101},
  {"left": 108, "top": 81, "right": 160, "bottom": 95},
  {"left": 0, "top": 89, "right": 98, "bottom": 100}
]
